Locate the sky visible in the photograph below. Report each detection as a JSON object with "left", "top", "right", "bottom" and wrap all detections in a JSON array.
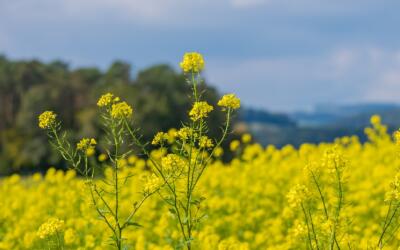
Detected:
[{"left": 1, "top": 0, "right": 400, "bottom": 112}]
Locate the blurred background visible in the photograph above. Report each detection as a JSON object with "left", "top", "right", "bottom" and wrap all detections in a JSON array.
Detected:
[{"left": 1, "top": 0, "right": 400, "bottom": 174}]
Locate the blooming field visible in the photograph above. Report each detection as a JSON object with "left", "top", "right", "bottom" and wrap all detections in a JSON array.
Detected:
[{"left": 1, "top": 116, "right": 400, "bottom": 249}]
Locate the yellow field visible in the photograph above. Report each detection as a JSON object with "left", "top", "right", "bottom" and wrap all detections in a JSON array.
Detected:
[{"left": 1, "top": 115, "right": 400, "bottom": 249}]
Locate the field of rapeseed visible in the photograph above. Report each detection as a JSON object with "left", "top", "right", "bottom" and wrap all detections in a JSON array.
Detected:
[
  {"left": 2, "top": 53, "right": 400, "bottom": 250},
  {"left": 2, "top": 116, "right": 400, "bottom": 249}
]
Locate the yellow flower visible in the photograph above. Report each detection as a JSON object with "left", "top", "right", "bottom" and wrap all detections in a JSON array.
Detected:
[
  {"left": 97, "top": 93, "right": 120, "bottom": 107},
  {"left": 321, "top": 146, "right": 346, "bottom": 173},
  {"left": 394, "top": 130, "right": 400, "bottom": 146},
  {"left": 152, "top": 132, "right": 168, "bottom": 145},
  {"left": 167, "top": 128, "right": 177, "bottom": 143},
  {"left": 230, "top": 140, "right": 240, "bottom": 151},
  {"left": 98, "top": 153, "right": 107, "bottom": 162},
  {"left": 86, "top": 147, "right": 95, "bottom": 157},
  {"left": 214, "top": 147, "right": 224, "bottom": 157},
  {"left": 199, "top": 136, "right": 214, "bottom": 149},
  {"left": 23, "top": 232, "right": 35, "bottom": 248},
  {"left": 77, "top": 138, "right": 97, "bottom": 156},
  {"left": 180, "top": 52, "right": 205, "bottom": 73},
  {"left": 218, "top": 94, "right": 241, "bottom": 110},
  {"left": 177, "top": 127, "right": 191, "bottom": 141},
  {"left": 37, "top": 218, "right": 65, "bottom": 239},
  {"left": 85, "top": 234, "right": 96, "bottom": 248},
  {"left": 189, "top": 102, "right": 213, "bottom": 121},
  {"left": 370, "top": 114, "right": 381, "bottom": 125},
  {"left": 111, "top": 101, "right": 133, "bottom": 119},
  {"left": 38, "top": 111, "right": 57, "bottom": 129},
  {"left": 142, "top": 173, "right": 163, "bottom": 194},
  {"left": 286, "top": 184, "right": 309, "bottom": 208},
  {"left": 241, "top": 133, "right": 252, "bottom": 143},
  {"left": 161, "top": 154, "right": 186, "bottom": 173},
  {"left": 64, "top": 228, "right": 78, "bottom": 245}
]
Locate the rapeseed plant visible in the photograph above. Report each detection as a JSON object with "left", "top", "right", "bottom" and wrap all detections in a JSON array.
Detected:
[
  {"left": 38, "top": 93, "right": 160, "bottom": 249},
  {"left": 126, "top": 52, "right": 241, "bottom": 249}
]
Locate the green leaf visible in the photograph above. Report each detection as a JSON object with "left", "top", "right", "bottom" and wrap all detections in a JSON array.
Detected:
[{"left": 126, "top": 222, "right": 143, "bottom": 228}]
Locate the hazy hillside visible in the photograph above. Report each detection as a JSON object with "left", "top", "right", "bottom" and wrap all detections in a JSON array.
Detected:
[{"left": 242, "top": 103, "right": 400, "bottom": 147}]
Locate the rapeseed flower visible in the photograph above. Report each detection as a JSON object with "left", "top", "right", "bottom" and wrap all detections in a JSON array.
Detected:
[
  {"left": 189, "top": 101, "right": 213, "bottom": 121},
  {"left": 241, "top": 133, "right": 252, "bottom": 143},
  {"left": 152, "top": 132, "right": 168, "bottom": 145},
  {"left": 76, "top": 138, "right": 97, "bottom": 152},
  {"left": 64, "top": 228, "right": 78, "bottom": 245},
  {"left": 199, "top": 136, "right": 214, "bottom": 148},
  {"left": 38, "top": 111, "right": 57, "bottom": 129},
  {"left": 97, "top": 93, "right": 120, "bottom": 107},
  {"left": 111, "top": 101, "right": 133, "bottom": 119},
  {"left": 142, "top": 173, "right": 163, "bottom": 194},
  {"left": 161, "top": 154, "right": 186, "bottom": 173},
  {"left": 230, "top": 140, "right": 240, "bottom": 151},
  {"left": 286, "top": 184, "right": 309, "bottom": 208},
  {"left": 218, "top": 94, "right": 241, "bottom": 110},
  {"left": 37, "top": 218, "right": 65, "bottom": 239},
  {"left": 177, "top": 127, "right": 191, "bottom": 141},
  {"left": 180, "top": 52, "right": 205, "bottom": 73}
]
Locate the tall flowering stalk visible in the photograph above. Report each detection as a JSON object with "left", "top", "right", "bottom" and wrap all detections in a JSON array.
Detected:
[
  {"left": 287, "top": 146, "right": 347, "bottom": 250},
  {"left": 39, "top": 95, "right": 158, "bottom": 250},
  {"left": 378, "top": 130, "right": 400, "bottom": 248},
  {"left": 123, "top": 52, "right": 240, "bottom": 249}
]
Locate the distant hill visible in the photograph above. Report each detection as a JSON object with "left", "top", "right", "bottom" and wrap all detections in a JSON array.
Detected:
[
  {"left": 246, "top": 103, "right": 400, "bottom": 147},
  {"left": 240, "top": 108, "right": 296, "bottom": 127},
  {"left": 290, "top": 103, "right": 400, "bottom": 127}
]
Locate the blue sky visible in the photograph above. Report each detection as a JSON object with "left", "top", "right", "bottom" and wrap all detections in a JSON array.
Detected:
[{"left": 1, "top": 0, "right": 400, "bottom": 111}]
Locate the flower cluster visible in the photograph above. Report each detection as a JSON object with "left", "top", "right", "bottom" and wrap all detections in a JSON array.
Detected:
[
  {"left": 64, "top": 228, "right": 78, "bottom": 245},
  {"left": 97, "top": 93, "right": 120, "bottom": 107},
  {"left": 394, "top": 129, "right": 400, "bottom": 146},
  {"left": 152, "top": 132, "right": 168, "bottom": 145},
  {"left": 161, "top": 154, "right": 186, "bottom": 173},
  {"left": 177, "top": 127, "right": 192, "bottom": 141},
  {"left": 111, "top": 101, "right": 133, "bottom": 119},
  {"left": 218, "top": 94, "right": 241, "bottom": 110},
  {"left": 142, "top": 173, "right": 163, "bottom": 194},
  {"left": 37, "top": 218, "right": 65, "bottom": 239},
  {"left": 76, "top": 138, "right": 97, "bottom": 156},
  {"left": 179, "top": 52, "right": 205, "bottom": 73},
  {"left": 286, "top": 184, "right": 310, "bottom": 208},
  {"left": 199, "top": 136, "right": 214, "bottom": 148},
  {"left": 321, "top": 146, "right": 346, "bottom": 173},
  {"left": 38, "top": 111, "right": 57, "bottom": 129},
  {"left": 189, "top": 101, "right": 214, "bottom": 121}
]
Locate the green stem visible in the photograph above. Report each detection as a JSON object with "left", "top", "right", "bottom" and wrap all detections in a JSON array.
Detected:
[
  {"left": 330, "top": 162, "right": 343, "bottom": 250},
  {"left": 301, "top": 203, "right": 314, "bottom": 250}
]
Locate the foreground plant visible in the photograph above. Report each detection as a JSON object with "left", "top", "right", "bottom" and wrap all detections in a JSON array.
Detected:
[
  {"left": 122, "top": 52, "right": 240, "bottom": 249},
  {"left": 39, "top": 95, "right": 159, "bottom": 249}
]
